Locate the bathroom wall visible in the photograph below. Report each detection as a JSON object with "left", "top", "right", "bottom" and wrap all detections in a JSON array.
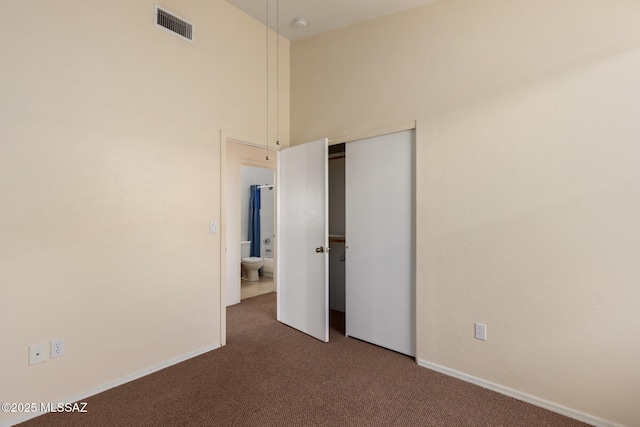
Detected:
[{"left": 241, "top": 165, "right": 275, "bottom": 258}]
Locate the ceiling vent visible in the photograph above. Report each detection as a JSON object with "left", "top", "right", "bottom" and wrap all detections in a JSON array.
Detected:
[{"left": 154, "top": 5, "right": 194, "bottom": 43}]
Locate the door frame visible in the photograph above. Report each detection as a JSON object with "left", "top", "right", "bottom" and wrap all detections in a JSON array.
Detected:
[{"left": 220, "top": 131, "right": 279, "bottom": 346}]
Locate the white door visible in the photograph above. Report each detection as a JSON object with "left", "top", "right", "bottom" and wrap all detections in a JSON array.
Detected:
[
  {"left": 345, "top": 130, "right": 415, "bottom": 356},
  {"left": 277, "top": 139, "right": 329, "bottom": 342}
]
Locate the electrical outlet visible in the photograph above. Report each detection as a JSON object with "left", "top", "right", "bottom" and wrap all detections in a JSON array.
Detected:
[
  {"left": 29, "top": 343, "right": 47, "bottom": 365},
  {"left": 475, "top": 322, "right": 487, "bottom": 341},
  {"left": 51, "top": 338, "right": 65, "bottom": 358}
]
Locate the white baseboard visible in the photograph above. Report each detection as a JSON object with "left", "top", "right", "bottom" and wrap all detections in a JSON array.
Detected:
[
  {"left": 416, "top": 359, "right": 625, "bottom": 427},
  {"left": 1, "top": 343, "right": 221, "bottom": 427}
]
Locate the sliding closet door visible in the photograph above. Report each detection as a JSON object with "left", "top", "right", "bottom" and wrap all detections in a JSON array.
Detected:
[{"left": 345, "top": 130, "right": 415, "bottom": 356}]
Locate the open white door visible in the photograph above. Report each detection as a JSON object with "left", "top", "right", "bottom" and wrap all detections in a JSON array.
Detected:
[{"left": 277, "top": 138, "right": 329, "bottom": 342}]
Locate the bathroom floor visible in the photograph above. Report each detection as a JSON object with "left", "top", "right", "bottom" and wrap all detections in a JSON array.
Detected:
[{"left": 241, "top": 275, "right": 274, "bottom": 300}]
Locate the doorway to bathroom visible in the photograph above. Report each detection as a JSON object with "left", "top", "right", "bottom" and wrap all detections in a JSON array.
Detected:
[
  {"left": 239, "top": 165, "right": 276, "bottom": 300},
  {"left": 223, "top": 139, "right": 277, "bottom": 308}
]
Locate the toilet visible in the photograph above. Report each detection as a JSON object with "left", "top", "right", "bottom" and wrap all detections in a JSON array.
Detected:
[{"left": 240, "top": 241, "right": 263, "bottom": 282}]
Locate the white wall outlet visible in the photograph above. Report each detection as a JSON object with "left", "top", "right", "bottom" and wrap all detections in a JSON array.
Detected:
[
  {"left": 51, "top": 338, "right": 65, "bottom": 358},
  {"left": 475, "top": 322, "right": 487, "bottom": 341},
  {"left": 29, "top": 343, "right": 47, "bottom": 365}
]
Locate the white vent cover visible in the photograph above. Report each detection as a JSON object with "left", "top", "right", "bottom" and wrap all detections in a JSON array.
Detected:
[{"left": 154, "top": 5, "right": 194, "bottom": 42}]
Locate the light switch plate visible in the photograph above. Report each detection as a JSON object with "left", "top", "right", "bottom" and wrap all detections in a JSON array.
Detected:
[{"left": 210, "top": 221, "right": 217, "bottom": 234}]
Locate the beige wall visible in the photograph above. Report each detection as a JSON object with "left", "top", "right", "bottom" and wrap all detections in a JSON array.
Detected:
[
  {"left": 0, "top": 1, "right": 288, "bottom": 424},
  {"left": 291, "top": 1, "right": 640, "bottom": 425}
]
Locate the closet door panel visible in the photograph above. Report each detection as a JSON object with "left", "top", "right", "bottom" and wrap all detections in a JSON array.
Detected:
[{"left": 346, "top": 130, "right": 415, "bottom": 356}]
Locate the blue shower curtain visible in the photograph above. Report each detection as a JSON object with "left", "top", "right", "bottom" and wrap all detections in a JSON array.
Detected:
[{"left": 248, "top": 185, "right": 261, "bottom": 257}]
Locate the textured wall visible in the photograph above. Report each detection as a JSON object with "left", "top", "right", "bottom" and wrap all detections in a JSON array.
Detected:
[
  {"left": 291, "top": 0, "right": 640, "bottom": 425},
  {"left": 0, "top": 1, "right": 288, "bottom": 424}
]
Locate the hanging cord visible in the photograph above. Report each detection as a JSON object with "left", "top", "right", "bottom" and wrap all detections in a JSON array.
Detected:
[
  {"left": 276, "top": 0, "right": 280, "bottom": 146},
  {"left": 265, "top": 0, "right": 270, "bottom": 160}
]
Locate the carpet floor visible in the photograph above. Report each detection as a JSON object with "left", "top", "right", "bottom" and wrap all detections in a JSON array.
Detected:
[{"left": 21, "top": 292, "right": 591, "bottom": 426}]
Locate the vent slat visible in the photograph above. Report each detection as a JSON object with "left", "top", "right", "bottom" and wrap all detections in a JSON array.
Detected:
[{"left": 155, "top": 5, "right": 194, "bottom": 42}]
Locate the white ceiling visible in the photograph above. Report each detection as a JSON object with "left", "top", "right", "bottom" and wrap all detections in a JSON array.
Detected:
[{"left": 227, "top": 0, "right": 439, "bottom": 41}]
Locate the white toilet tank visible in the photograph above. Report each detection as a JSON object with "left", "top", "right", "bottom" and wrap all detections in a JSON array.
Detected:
[{"left": 240, "top": 241, "right": 251, "bottom": 258}]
